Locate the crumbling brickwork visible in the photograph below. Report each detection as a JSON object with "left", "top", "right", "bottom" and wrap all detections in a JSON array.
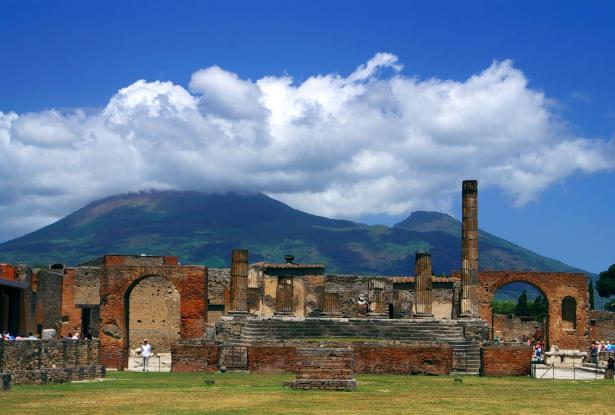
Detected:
[
  {"left": 170, "top": 341, "right": 218, "bottom": 372},
  {"left": 99, "top": 263, "right": 207, "bottom": 368},
  {"left": 590, "top": 310, "right": 615, "bottom": 342},
  {"left": 248, "top": 345, "right": 297, "bottom": 373},
  {"left": 481, "top": 344, "right": 532, "bottom": 376},
  {"left": 353, "top": 344, "right": 453, "bottom": 375},
  {"left": 453, "top": 270, "right": 589, "bottom": 350}
]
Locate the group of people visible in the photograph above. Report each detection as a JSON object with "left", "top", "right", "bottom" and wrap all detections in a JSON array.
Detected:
[
  {"left": 1, "top": 331, "right": 39, "bottom": 340},
  {"left": 590, "top": 339, "right": 615, "bottom": 364}
]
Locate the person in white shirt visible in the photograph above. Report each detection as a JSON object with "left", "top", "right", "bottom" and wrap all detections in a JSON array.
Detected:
[{"left": 140, "top": 339, "right": 152, "bottom": 371}]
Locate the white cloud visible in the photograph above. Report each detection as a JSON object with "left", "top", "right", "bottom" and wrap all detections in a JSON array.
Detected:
[{"left": 0, "top": 53, "right": 614, "bottom": 241}]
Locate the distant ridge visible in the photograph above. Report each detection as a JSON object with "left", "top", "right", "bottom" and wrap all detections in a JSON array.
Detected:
[{"left": 0, "top": 190, "right": 588, "bottom": 276}]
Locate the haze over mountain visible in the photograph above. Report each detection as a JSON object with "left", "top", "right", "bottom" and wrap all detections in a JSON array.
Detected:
[{"left": 0, "top": 190, "right": 587, "bottom": 276}]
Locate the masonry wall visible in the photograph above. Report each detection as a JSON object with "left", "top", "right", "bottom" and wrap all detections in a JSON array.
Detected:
[
  {"left": 353, "top": 344, "right": 453, "bottom": 375},
  {"left": 481, "top": 344, "right": 532, "bottom": 376},
  {"left": 207, "top": 268, "right": 230, "bottom": 323},
  {"left": 493, "top": 314, "right": 542, "bottom": 342},
  {"left": 0, "top": 339, "right": 101, "bottom": 372},
  {"left": 171, "top": 343, "right": 453, "bottom": 375},
  {"left": 35, "top": 270, "right": 64, "bottom": 334},
  {"left": 590, "top": 310, "right": 615, "bottom": 342},
  {"left": 170, "top": 341, "right": 218, "bottom": 372}
]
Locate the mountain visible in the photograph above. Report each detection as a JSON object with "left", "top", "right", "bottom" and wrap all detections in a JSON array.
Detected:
[{"left": 0, "top": 190, "right": 588, "bottom": 276}]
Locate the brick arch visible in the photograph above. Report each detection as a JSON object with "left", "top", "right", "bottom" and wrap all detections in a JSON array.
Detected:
[
  {"left": 477, "top": 271, "right": 588, "bottom": 351},
  {"left": 99, "top": 265, "right": 207, "bottom": 368}
]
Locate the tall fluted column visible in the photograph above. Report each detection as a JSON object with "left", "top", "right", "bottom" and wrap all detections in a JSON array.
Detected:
[
  {"left": 414, "top": 253, "right": 433, "bottom": 317},
  {"left": 230, "top": 249, "right": 249, "bottom": 313},
  {"left": 460, "top": 180, "right": 479, "bottom": 317}
]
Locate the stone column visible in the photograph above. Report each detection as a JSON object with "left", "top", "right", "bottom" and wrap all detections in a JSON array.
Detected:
[
  {"left": 230, "top": 249, "right": 249, "bottom": 313},
  {"left": 460, "top": 180, "right": 479, "bottom": 317},
  {"left": 414, "top": 253, "right": 433, "bottom": 317}
]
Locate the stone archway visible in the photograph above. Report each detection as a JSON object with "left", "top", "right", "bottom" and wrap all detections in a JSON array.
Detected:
[
  {"left": 489, "top": 281, "right": 549, "bottom": 346},
  {"left": 477, "top": 271, "right": 589, "bottom": 351},
  {"left": 126, "top": 275, "right": 181, "bottom": 352},
  {"left": 99, "top": 264, "right": 207, "bottom": 368}
]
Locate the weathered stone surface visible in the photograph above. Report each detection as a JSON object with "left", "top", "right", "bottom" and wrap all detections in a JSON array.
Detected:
[
  {"left": 481, "top": 344, "right": 532, "bottom": 376},
  {"left": 170, "top": 340, "right": 218, "bottom": 372}
]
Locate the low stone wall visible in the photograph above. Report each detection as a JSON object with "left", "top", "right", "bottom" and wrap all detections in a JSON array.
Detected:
[
  {"left": 170, "top": 340, "right": 218, "bottom": 372},
  {"left": 0, "top": 339, "right": 101, "bottom": 372},
  {"left": 248, "top": 345, "right": 297, "bottom": 373},
  {"left": 172, "top": 342, "right": 453, "bottom": 375},
  {"left": 481, "top": 344, "right": 532, "bottom": 376},
  {"left": 7, "top": 365, "right": 106, "bottom": 384},
  {"left": 353, "top": 344, "right": 453, "bottom": 375}
]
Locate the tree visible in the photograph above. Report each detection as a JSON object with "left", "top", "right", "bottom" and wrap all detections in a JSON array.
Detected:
[
  {"left": 531, "top": 294, "right": 548, "bottom": 321},
  {"left": 605, "top": 300, "right": 615, "bottom": 312},
  {"left": 516, "top": 290, "right": 530, "bottom": 316},
  {"left": 588, "top": 280, "right": 596, "bottom": 310},
  {"left": 597, "top": 264, "right": 615, "bottom": 298},
  {"left": 491, "top": 299, "right": 516, "bottom": 315}
]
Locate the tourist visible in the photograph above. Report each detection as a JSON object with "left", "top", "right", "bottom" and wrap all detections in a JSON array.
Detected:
[
  {"left": 534, "top": 342, "right": 542, "bottom": 359},
  {"left": 71, "top": 331, "right": 80, "bottom": 339},
  {"left": 600, "top": 340, "right": 606, "bottom": 352},
  {"left": 139, "top": 339, "right": 152, "bottom": 371},
  {"left": 606, "top": 341, "right": 614, "bottom": 352},
  {"left": 590, "top": 341, "right": 598, "bottom": 364}
]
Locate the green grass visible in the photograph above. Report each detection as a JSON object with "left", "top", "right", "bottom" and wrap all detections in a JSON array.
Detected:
[{"left": 1, "top": 371, "right": 613, "bottom": 414}]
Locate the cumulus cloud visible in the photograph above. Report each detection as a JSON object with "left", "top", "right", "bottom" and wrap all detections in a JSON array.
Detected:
[{"left": 0, "top": 53, "right": 613, "bottom": 241}]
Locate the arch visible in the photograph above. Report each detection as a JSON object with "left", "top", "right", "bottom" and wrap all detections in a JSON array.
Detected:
[
  {"left": 98, "top": 264, "right": 206, "bottom": 369},
  {"left": 476, "top": 271, "right": 589, "bottom": 351},
  {"left": 489, "top": 281, "right": 549, "bottom": 346},
  {"left": 124, "top": 275, "right": 181, "bottom": 353}
]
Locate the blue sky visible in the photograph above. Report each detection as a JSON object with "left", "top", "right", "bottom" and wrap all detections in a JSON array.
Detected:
[{"left": 1, "top": 1, "right": 614, "bottom": 273}]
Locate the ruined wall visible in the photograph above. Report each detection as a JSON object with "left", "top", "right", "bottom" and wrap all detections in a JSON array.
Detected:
[
  {"left": 60, "top": 267, "right": 102, "bottom": 337},
  {"left": 0, "top": 339, "right": 101, "bottom": 372},
  {"left": 324, "top": 275, "right": 395, "bottom": 317},
  {"left": 207, "top": 268, "right": 230, "bottom": 323},
  {"left": 248, "top": 345, "right": 298, "bottom": 373},
  {"left": 170, "top": 341, "right": 218, "bottom": 372},
  {"left": 128, "top": 276, "right": 180, "bottom": 351},
  {"left": 493, "top": 314, "right": 542, "bottom": 342},
  {"left": 35, "top": 270, "right": 64, "bottom": 334},
  {"left": 463, "top": 271, "right": 589, "bottom": 350},
  {"left": 99, "top": 264, "right": 207, "bottom": 368},
  {"left": 590, "top": 310, "right": 615, "bottom": 342},
  {"left": 481, "top": 344, "right": 532, "bottom": 376},
  {"left": 353, "top": 344, "right": 453, "bottom": 375},
  {"left": 392, "top": 281, "right": 454, "bottom": 319}
]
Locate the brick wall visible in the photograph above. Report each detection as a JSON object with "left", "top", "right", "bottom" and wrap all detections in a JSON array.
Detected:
[
  {"left": 353, "top": 344, "right": 453, "bottom": 375},
  {"left": 170, "top": 341, "right": 218, "bottom": 372},
  {"left": 171, "top": 343, "right": 453, "bottom": 375},
  {"left": 590, "top": 311, "right": 615, "bottom": 342},
  {"left": 481, "top": 344, "right": 532, "bottom": 376},
  {"left": 248, "top": 345, "right": 297, "bottom": 373}
]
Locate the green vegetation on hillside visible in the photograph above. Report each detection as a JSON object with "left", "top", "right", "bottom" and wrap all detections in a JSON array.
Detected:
[{"left": 0, "top": 191, "right": 589, "bottom": 276}]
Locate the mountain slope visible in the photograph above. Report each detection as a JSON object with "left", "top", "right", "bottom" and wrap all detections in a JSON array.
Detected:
[{"left": 0, "top": 191, "right": 587, "bottom": 276}]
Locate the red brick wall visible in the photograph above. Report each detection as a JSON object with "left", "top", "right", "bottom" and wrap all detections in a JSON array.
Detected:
[
  {"left": 248, "top": 346, "right": 297, "bottom": 373},
  {"left": 99, "top": 265, "right": 207, "bottom": 368},
  {"left": 452, "top": 271, "right": 589, "bottom": 351},
  {"left": 170, "top": 342, "right": 218, "bottom": 372},
  {"left": 481, "top": 345, "right": 532, "bottom": 376},
  {"left": 60, "top": 268, "right": 81, "bottom": 337},
  {"left": 590, "top": 310, "right": 615, "bottom": 343},
  {"left": 353, "top": 345, "right": 453, "bottom": 375}
]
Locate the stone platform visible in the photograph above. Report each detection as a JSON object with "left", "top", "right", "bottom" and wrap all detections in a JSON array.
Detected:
[{"left": 292, "top": 348, "right": 356, "bottom": 391}]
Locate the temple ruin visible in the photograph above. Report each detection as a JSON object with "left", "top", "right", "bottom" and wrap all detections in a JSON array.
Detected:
[{"left": 0, "top": 180, "right": 591, "bottom": 378}]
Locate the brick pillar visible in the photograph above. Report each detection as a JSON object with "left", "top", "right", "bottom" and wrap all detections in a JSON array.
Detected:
[
  {"left": 230, "top": 249, "right": 249, "bottom": 313},
  {"left": 414, "top": 253, "right": 433, "bottom": 317},
  {"left": 460, "top": 180, "right": 479, "bottom": 317}
]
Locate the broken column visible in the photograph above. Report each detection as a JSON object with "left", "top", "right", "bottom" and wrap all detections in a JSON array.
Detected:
[
  {"left": 460, "top": 180, "right": 479, "bottom": 317},
  {"left": 230, "top": 249, "right": 249, "bottom": 313},
  {"left": 414, "top": 253, "right": 433, "bottom": 317}
]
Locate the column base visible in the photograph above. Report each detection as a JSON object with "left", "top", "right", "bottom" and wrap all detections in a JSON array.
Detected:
[{"left": 413, "top": 313, "right": 434, "bottom": 318}]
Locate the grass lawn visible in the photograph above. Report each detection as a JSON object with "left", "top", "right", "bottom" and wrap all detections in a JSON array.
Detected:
[{"left": 1, "top": 371, "right": 612, "bottom": 415}]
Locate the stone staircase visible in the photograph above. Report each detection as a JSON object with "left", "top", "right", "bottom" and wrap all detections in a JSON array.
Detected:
[{"left": 239, "top": 318, "right": 482, "bottom": 374}]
